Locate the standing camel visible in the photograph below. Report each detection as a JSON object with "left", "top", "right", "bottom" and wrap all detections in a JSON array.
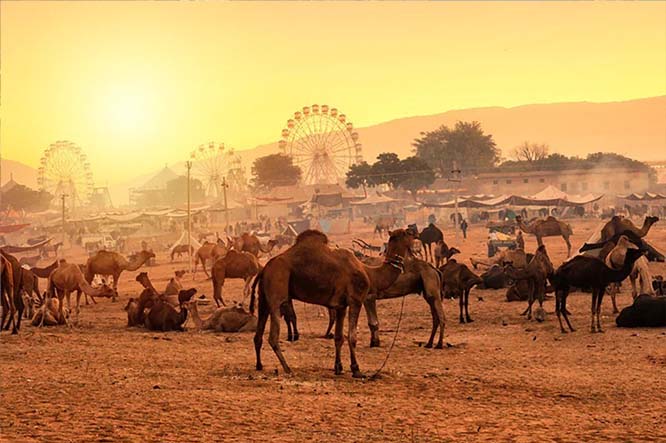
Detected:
[
  {"left": 211, "top": 250, "right": 262, "bottom": 307},
  {"left": 439, "top": 259, "right": 483, "bottom": 324},
  {"left": 194, "top": 239, "right": 228, "bottom": 279},
  {"left": 0, "top": 250, "right": 25, "bottom": 333},
  {"left": 551, "top": 248, "right": 646, "bottom": 333},
  {"left": 600, "top": 215, "right": 659, "bottom": 242},
  {"left": 85, "top": 250, "right": 155, "bottom": 300},
  {"left": 502, "top": 245, "right": 554, "bottom": 322},
  {"left": 409, "top": 223, "right": 444, "bottom": 263},
  {"left": 515, "top": 215, "right": 573, "bottom": 257},
  {"left": 250, "top": 229, "right": 413, "bottom": 377},
  {"left": 1, "top": 254, "right": 17, "bottom": 334},
  {"left": 231, "top": 233, "right": 277, "bottom": 257},
  {"left": 48, "top": 263, "right": 116, "bottom": 324}
]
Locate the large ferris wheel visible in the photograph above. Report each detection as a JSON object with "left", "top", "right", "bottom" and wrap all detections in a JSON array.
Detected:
[
  {"left": 190, "top": 142, "right": 246, "bottom": 199},
  {"left": 37, "top": 141, "right": 94, "bottom": 209},
  {"left": 279, "top": 104, "right": 363, "bottom": 185}
]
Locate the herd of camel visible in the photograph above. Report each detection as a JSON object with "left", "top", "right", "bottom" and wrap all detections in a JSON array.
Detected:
[{"left": 1, "top": 214, "right": 665, "bottom": 377}]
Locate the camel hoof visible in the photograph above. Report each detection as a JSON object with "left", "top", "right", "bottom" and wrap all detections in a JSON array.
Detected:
[
  {"left": 256, "top": 363, "right": 263, "bottom": 371},
  {"left": 369, "top": 339, "right": 380, "bottom": 348},
  {"left": 435, "top": 343, "right": 444, "bottom": 350},
  {"left": 560, "top": 329, "right": 567, "bottom": 334},
  {"left": 323, "top": 333, "right": 334, "bottom": 339},
  {"left": 334, "top": 362, "right": 343, "bottom": 375},
  {"left": 459, "top": 318, "right": 465, "bottom": 324},
  {"left": 293, "top": 334, "right": 299, "bottom": 342},
  {"left": 466, "top": 317, "right": 474, "bottom": 323},
  {"left": 352, "top": 371, "right": 366, "bottom": 379},
  {"left": 425, "top": 342, "right": 433, "bottom": 349}
]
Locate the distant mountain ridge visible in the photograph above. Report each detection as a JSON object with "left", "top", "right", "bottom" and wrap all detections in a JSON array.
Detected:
[{"left": 3, "top": 96, "right": 665, "bottom": 205}]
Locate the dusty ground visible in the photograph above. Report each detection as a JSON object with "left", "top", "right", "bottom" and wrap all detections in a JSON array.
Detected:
[{"left": 1, "top": 219, "right": 666, "bottom": 442}]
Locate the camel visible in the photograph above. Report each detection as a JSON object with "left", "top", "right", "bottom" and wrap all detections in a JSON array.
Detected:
[
  {"left": 231, "top": 233, "right": 277, "bottom": 257},
  {"left": 616, "top": 295, "right": 666, "bottom": 328},
  {"left": 85, "top": 250, "right": 155, "bottom": 300},
  {"left": 439, "top": 259, "right": 483, "bottom": 324},
  {"left": 1, "top": 254, "right": 17, "bottom": 334},
  {"left": 409, "top": 223, "right": 444, "bottom": 263},
  {"left": 433, "top": 241, "right": 460, "bottom": 268},
  {"left": 515, "top": 215, "right": 573, "bottom": 257},
  {"left": 373, "top": 216, "right": 396, "bottom": 237},
  {"left": 19, "top": 254, "right": 41, "bottom": 267},
  {"left": 601, "top": 215, "right": 659, "bottom": 242},
  {"left": 211, "top": 250, "right": 262, "bottom": 307},
  {"left": 144, "top": 300, "right": 188, "bottom": 332},
  {"left": 250, "top": 229, "right": 413, "bottom": 377},
  {"left": 194, "top": 239, "right": 228, "bottom": 279},
  {"left": 1, "top": 250, "right": 25, "bottom": 333},
  {"left": 502, "top": 245, "right": 554, "bottom": 322},
  {"left": 48, "top": 262, "right": 116, "bottom": 323},
  {"left": 551, "top": 247, "right": 646, "bottom": 333},
  {"left": 29, "top": 260, "right": 59, "bottom": 279},
  {"left": 170, "top": 244, "right": 194, "bottom": 262},
  {"left": 165, "top": 270, "right": 186, "bottom": 296},
  {"left": 31, "top": 296, "right": 68, "bottom": 326},
  {"left": 17, "top": 269, "right": 41, "bottom": 319},
  {"left": 470, "top": 249, "right": 531, "bottom": 270},
  {"left": 187, "top": 300, "right": 257, "bottom": 332},
  {"left": 323, "top": 257, "right": 447, "bottom": 349}
]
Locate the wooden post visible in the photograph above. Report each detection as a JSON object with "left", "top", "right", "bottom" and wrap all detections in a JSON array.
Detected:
[
  {"left": 186, "top": 161, "right": 192, "bottom": 275},
  {"left": 222, "top": 176, "right": 229, "bottom": 236},
  {"left": 450, "top": 161, "right": 462, "bottom": 242}
]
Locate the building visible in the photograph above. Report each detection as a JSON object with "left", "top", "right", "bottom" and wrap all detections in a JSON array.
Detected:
[{"left": 432, "top": 167, "right": 651, "bottom": 197}]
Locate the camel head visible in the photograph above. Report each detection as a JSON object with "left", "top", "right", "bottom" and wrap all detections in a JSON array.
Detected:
[
  {"left": 624, "top": 247, "right": 647, "bottom": 268},
  {"left": 178, "top": 288, "right": 197, "bottom": 305},
  {"left": 387, "top": 228, "right": 415, "bottom": 258},
  {"left": 446, "top": 247, "right": 461, "bottom": 260},
  {"left": 98, "top": 283, "right": 117, "bottom": 299},
  {"left": 135, "top": 271, "right": 151, "bottom": 288},
  {"left": 174, "top": 270, "right": 187, "bottom": 279},
  {"left": 644, "top": 216, "right": 659, "bottom": 228},
  {"left": 139, "top": 250, "right": 156, "bottom": 260}
]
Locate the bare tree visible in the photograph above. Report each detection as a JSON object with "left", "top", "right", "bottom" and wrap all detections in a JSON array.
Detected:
[{"left": 511, "top": 142, "right": 549, "bottom": 162}]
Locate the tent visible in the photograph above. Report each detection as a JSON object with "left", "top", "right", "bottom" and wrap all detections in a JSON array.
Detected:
[{"left": 168, "top": 231, "right": 203, "bottom": 255}]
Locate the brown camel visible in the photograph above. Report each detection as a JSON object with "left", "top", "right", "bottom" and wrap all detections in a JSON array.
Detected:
[
  {"left": 85, "top": 250, "right": 155, "bottom": 299},
  {"left": 600, "top": 215, "right": 659, "bottom": 242},
  {"left": 211, "top": 250, "right": 262, "bottom": 307},
  {"left": 187, "top": 300, "right": 257, "bottom": 332},
  {"left": 31, "top": 296, "right": 68, "bottom": 326},
  {"left": 231, "top": 233, "right": 277, "bottom": 257},
  {"left": 170, "top": 244, "right": 194, "bottom": 262},
  {"left": 18, "top": 269, "right": 42, "bottom": 319},
  {"left": 324, "top": 257, "right": 447, "bottom": 349},
  {"left": 30, "top": 260, "right": 59, "bottom": 279},
  {"left": 250, "top": 229, "right": 413, "bottom": 377},
  {"left": 434, "top": 241, "right": 460, "bottom": 268},
  {"left": 1, "top": 250, "right": 25, "bottom": 333},
  {"left": 144, "top": 301, "right": 188, "bottom": 331},
  {"left": 470, "top": 248, "right": 530, "bottom": 270},
  {"left": 502, "top": 245, "right": 554, "bottom": 322},
  {"left": 194, "top": 239, "right": 228, "bottom": 279},
  {"left": 602, "top": 235, "right": 654, "bottom": 313},
  {"left": 164, "top": 270, "right": 187, "bottom": 296},
  {"left": 48, "top": 262, "right": 116, "bottom": 324},
  {"left": 515, "top": 215, "right": 573, "bottom": 257},
  {"left": 439, "top": 259, "right": 483, "bottom": 324},
  {"left": 1, "top": 254, "right": 17, "bottom": 334}
]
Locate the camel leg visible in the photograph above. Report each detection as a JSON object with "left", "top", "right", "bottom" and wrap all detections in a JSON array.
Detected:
[
  {"left": 268, "top": 308, "right": 290, "bottom": 374},
  {"left": 243, "top": 277, "right": 252, "bottom": 300},
  {"left": 464, "top": 288, "right": 473, "bottom": 323},
  {"left": 323, "top": 307, "right": 335, "bottom": 339},
  {"left": 611, "top": 291, "right": 619, "bottom": 315},
  {"left": 75, "top": 290, "right": 82, "bottom": 322},
  {"left": 333, "top": 307, "right": 346, "bottom": 375},
  {"left": 564, "top": 236, "right": 572, "bottom": 257},
  {"left": 364, "top": 297, "right": 380, "bottom": 347},
  {"left": 561, "top": 291, "right": 575, "bottom": 332},
  {"left": 590, "top": 289, "right": 598, "bottom": 333},
  {"left": 458, "top": 290, "right": 465, "bottom": 323},
  {"left": 424, "top": 278, "right": 446, "bottom": 349},
  {"left": 347, "top": 301, "right": 364, "bottom": 378},
  {"left": 425, "top": 302, "right": 438, "bottom": 349},
  {"left": 596, "top": 286, "right": 606, "bottom": 333},
  {"left": 253, "top": 296, "right": 268, "bottom": 371},
  {"left": 112, "top": 273, "right": 119, "bottom": 302}
]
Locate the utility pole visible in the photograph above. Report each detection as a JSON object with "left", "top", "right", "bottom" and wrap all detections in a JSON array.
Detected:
[
  {"left": 186, "top": 161, "right": 192, "bottom": 275},
  {"left": 450, "top": 161, "right": 462, "bottom": 241},
  {"left": 222, "top": 177, "right": 229, "bottom": 236},
  {"left": 61, "top": 193, "right": 68, "bottom": 256}
]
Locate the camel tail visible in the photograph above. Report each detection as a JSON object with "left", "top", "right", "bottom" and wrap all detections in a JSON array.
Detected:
[{"left": 249, "top": 271, "right": 262, "bottom": 315}]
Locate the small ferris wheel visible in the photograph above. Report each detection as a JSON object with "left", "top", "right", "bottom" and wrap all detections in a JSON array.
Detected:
[
  {"left": 37, "top": 140, "right": 94, "bottom": 210},
  {"left": 190, "top": 142, "right": 246, "bottom": 199},
  {"left": 279, "top": 104, "right": 363, "bottom": 185}
]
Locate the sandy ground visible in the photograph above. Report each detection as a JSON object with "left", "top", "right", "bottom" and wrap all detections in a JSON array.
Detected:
[{"left": 1, "top": 219, "right": 666, "bottom": 442}]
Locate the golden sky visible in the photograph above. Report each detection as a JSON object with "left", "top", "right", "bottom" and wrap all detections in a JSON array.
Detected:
[{"left": 2, "top": 1, "right": 665, "bottom": 185}]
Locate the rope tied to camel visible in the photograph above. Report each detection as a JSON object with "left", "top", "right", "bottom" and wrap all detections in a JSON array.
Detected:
[{"left": 369, "top": 293, "right": 407, "bottom": 381}]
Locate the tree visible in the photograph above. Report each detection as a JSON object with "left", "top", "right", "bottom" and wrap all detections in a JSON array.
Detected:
[
  {"left": 251, "top": 154, "right": 302, "bottom": 189},
  {"left": 511, "top": 142, "right": 549, "bottom": 162},
  {"left": 345, "top": 161, "right": 374, "bottom": 197},
  {"left": 396, "top": 156, "right": 436, "bottom": 200},
  {"left": 166, "top": 176, "right": 205, "bottom": 206},
  {"left": 0, "top": 184, "right": 53, "bottom": 213},
  {"left": 413, "top": 121, "right": 500, "bottom": 174},
  {"left": 371, "top": 153, "right": 403, "bottom": 189}
]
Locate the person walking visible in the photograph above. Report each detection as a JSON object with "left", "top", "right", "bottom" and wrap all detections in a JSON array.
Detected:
[{"left": 460, "top": 219, "right": 468, "bottom": 239}]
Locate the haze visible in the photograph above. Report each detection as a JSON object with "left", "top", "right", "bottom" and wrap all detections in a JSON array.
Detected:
[{"left": 1, "top": 1, "right": 665, "bottom": 185}]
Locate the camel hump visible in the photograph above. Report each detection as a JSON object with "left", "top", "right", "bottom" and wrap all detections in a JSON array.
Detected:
[
  {"left": 295, "top": 230, "right": 328, "bottom": 245},
  {"left": 544, "top": 216, "right": 558, "bottom": 222}
]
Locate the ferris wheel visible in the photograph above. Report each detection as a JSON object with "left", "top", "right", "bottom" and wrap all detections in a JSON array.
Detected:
[
  {"left": 37, "top": 141, "right": 94, "bottom": 209},
  {"left": 279, "top": 104, "right": 363, "bottom": 185},
  {"left": 190, "top": 142, "right": 246, "bottom": 199}
]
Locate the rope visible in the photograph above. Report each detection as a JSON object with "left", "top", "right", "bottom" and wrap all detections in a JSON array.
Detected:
[{"left": 369, "top": 294, "right": 406, "bottom": 381}]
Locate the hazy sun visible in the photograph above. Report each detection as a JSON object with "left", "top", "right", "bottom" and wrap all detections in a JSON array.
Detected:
[{"left": 106, "top": 89, "right": 150, "bottom": 133}]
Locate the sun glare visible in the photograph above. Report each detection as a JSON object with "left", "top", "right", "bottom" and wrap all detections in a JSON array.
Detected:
[{"left": 105, "top": 88, "right": 150, "bottom": 133}]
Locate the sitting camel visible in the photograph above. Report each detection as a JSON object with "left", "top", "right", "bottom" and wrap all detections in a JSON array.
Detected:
[
  {"left": 439, "top": 259, "right": 483, "bottom": 324},
  {"left": 164, "top": 270, "right": 186, "bottom": 296},
  {"left": 470, "top": 248, "right": 531, "bottom": 270},
  {"left": 144, "top": 290, "right": 195, "bottom": 331},
  {"left": 31, "top": 296, "right": 68, "bottom": 326},
  {"left": 211, "top": 250, "right": 262, "bottom": 307},
  {"left": 187, "top": 300, "right": 257, "bottom": 332},
  {"left": 47, "top": 262, "right": 116, "bottom": 324},
  {"left": 194, "top": 239, "right": 227, "bottom": 279},
  {"left": 601, "top": 215, "right": 659, "bottom": 242},
  {"left": 515, "top": 215, "right": 573, "bottom": 257},
  {"left": 616, "top": 294, "right": 666, "bottom": 328},
  {"left": 502, "top": 245, "right": 554, "bottom": 322},
  {"left": 85, "top": 250, "right": 155, "bottom": 300}
]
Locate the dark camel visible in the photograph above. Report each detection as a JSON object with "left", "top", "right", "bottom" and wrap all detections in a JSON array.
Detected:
[
  {"left": 412, "top": 223, "right": 444, "bottom": 263},
  {"left": 144, "top": 301, "right": 189, "bottom": 332},
  {"left": 250, "top": 229, "right": 413, "bottom": 377},
  {"left": 434, "top": 240, "right": 460, "bottom": 268},
  {"left": 439, "top": 259, "right": 483, "bottom": 323},
  {"left": 551, "top": 248, "right": 646, "bottom": 333},
  {"left": 170, "top": 244, "right": 194, "bottom": 262},
  {"left": 211, "top": 250, "right": 262, "bottom": 307},
  {"left": 1, "top": 254, "right": 17, "bottom": 334},
  {"left": 0, "top": 250, "right": 25, "bottom": 334},
  {"left": 515, "top": 215, "right": 573, "bottom": 257}
]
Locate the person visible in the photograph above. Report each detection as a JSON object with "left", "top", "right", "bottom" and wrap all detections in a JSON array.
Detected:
[
  {"left": 460, "top": 219, "right": 468, "bottom": 239},
  {"left": 516, "top": 230, "right": 525, "bottom": 250}
]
